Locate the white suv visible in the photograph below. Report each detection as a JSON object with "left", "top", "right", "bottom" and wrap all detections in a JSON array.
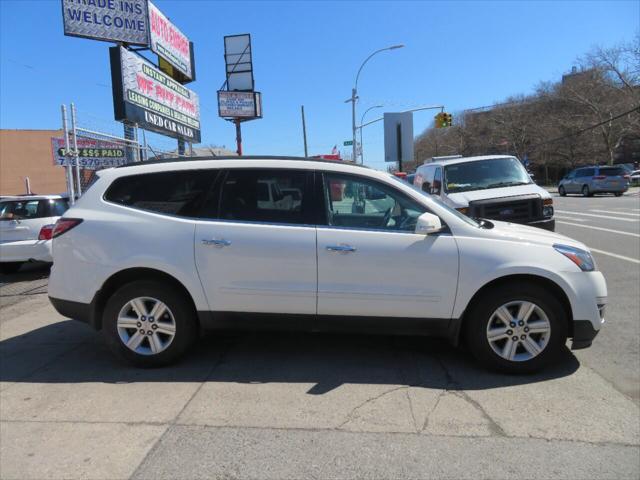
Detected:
[
  {"left": 48, "top": 157, "right": 606, "bottom": 372},
  {"left": 0, "top": 194, "right": 70, "bottom": 273}
]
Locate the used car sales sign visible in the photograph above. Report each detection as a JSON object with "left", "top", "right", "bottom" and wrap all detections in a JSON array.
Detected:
[
  {"left": 148, "top": 1, "right": 193, "bottom": 80},
  {"left": 62, "top": 0, "right": 149, "bottom": 45},
  {"left": 110, "top": 46, "right": 201, "bottom": 142}
]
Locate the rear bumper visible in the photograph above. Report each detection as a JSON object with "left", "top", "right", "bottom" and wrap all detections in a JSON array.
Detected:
[
  {"left": 571, "top": 320, "right": 600, "bottom": 350},
  {"left": 49, "top": 296, "right": 97, "bottom": 329},
  {"left": 0, "top": 239, "right": 52, "bottom": 263}
]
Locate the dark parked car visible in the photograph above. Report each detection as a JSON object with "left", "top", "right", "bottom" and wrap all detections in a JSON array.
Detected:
[{"left": 558, "top": 166, "right": 630, "bottom": 197}]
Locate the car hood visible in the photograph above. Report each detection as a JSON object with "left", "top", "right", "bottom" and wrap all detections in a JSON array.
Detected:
[
  {"left": 487, "top": 220, "right": 587, "bottom": 250},
  {"left": 446, "top": 183, "right": 549, "bottom": 207}
]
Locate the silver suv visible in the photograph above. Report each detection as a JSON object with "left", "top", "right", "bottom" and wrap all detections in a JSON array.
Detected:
[{"left": 558, "top": 166, "right": 630, "bottom": 197}]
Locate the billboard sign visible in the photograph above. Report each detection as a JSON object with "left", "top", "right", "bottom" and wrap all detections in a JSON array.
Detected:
[
  {"left": 384, "top": 112, "right": 414, "bottom": 163},
  {"left": 148, "top": 1, "right": 193, "bottom": 81},
  {"left": 110, "top": 46, "right": 201, "bottom": 143},
  {"left": 224, "top": 34, "right": 254, "bottom": 91},
  {"left": 61, "top": 0, "right": 149, "bottom": 45},
  {"left": 218, "top": 91, "right": 262, "bottom": 118},
  {"left": 51, "top": 137, "right": 128, "bottom": 169}
]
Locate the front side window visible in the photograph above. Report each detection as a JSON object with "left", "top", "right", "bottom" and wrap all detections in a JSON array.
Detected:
[
  {"left": 444, "top": 157, "right": 532, "bottom": 193},
  {"left": 104, "top": 170, "right": 216, "bottom": 217},
  {"left": 432, "top": 168, "right": 443, "bottom": 194},
  {"left": 323, "top": 173, "right": 426, "bottom": 232},
  {"left": 218, "top": 169, "right": 310, "bottom": 224}
]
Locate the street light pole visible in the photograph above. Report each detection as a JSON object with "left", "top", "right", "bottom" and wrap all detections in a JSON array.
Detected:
[
  {"left": 347, "top": 44, "right": 404, "bottom": 163},
  {"left": 359, "top": 105, "right": 383, "bottom": 165}
]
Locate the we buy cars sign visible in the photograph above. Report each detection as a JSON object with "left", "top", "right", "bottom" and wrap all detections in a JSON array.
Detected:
[
  {"left": 110, "top": 46, "right": 201, "bottom": 142},
  {"left": 148, "top": 1, "right": 193, "bottom": 81}
]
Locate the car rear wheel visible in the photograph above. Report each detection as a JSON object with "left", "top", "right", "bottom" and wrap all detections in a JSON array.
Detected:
[
  {"left": 558, "top": 186, "right": 566, "bottom": 196},
  {"left": 102, "top": 280, "right": 198, "bottom": 367},
  {"left": 582, "top": 185, "right": 591, "bottom": 197},
  {"left": 465, "top": 283, "right": 567, "bottom": 373},
  {"left": 0, "top": 262, "right": 22, "bottom": 274}
]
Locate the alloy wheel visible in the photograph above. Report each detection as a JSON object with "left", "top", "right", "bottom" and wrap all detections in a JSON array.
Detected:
[
  {"left": 486, "top": 300, "right": 551, "bottom": 362},
  {"left": 116, "top": 297, "right": 177, "bottom": 355}
]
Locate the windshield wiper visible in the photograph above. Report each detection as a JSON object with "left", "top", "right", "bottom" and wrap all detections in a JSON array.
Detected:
[{"left": 486, "top": 181, "right": 531, "bottom": 188}]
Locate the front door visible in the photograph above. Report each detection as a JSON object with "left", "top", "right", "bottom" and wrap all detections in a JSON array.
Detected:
[
  {"left": 194, "top": 168, "right": 317, "bottom": 315},
  {"left": 316, "top": 172, "right": 459, "bottom": 320}
]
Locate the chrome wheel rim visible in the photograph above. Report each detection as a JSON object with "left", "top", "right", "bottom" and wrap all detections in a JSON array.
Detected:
[
  {"left": 117, "top": 297, "right": 176, "bottom": 356},
  {"left": 486, "top": 300, "right": 551, "bottom": 362}
]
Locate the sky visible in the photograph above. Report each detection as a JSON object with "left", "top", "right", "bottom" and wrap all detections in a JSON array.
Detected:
[{"left": 1, "top": 0, "right": 638, "bottom": 170}]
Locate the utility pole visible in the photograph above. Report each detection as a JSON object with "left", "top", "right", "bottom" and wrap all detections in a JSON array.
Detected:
[
  {"left": 301, "top": 105, "right": 308, "bottom": 157},
  {"left": 61, "top": 105, "right": 75, "bottom": 204},
  {"left": 235, "top": 119, "right": 242, "bottom": 156}
]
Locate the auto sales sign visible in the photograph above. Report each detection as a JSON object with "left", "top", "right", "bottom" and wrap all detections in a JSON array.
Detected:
[
  {"left": 148, "top": 1, "right": 193, "bottom": 81},
  {"left": 110, "top": 46, "right": 201, "bottom": 142},
  {"left": 62, "top": 0, "right": 149, "bottom": 45}
]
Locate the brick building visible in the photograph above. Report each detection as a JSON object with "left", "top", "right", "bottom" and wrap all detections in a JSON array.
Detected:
[{"left": 0, "top": 129, "right": 67, "bottom": 196}]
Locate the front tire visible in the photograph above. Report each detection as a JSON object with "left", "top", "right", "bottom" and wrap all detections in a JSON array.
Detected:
[
  {"left": 465, "top": 283, "right": 567, "bottom": 374},
  {"left": 558, "top": 185, "right": 566, "bottom": 197},
  {"left": 102, "top": 280, "right": 198, "bottom": 367}
]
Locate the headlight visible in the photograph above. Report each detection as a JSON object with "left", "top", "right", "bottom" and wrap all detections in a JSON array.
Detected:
[
  {"left": 543, "top": 198, "right": 554, "bottom": 218},
  {"left": 553, "top": 244, "right": 596, "bottom": 271}
]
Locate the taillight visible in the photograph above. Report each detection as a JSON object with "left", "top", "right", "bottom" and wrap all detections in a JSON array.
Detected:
[
  {"left": 52, "top": 218, "right": 83, "bottom": 238},
  {"left": 38, "top": 224, "right": 54, "bottom": 240},
  {"left": 593, "top": 175, "right": 606, "bottom": 180}
]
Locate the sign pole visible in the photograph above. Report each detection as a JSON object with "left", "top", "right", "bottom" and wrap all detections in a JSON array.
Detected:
[
  {"left": 70, "top": 103, "right": 82, "bottom": 196},
  {"left": 301, "top": 105, "right": 308, "bottom": 157},
  {"left": 235, "top": 119, "right": 243, "bottom": 156},
  {"left": 61, "top": 104, "right": 75, "bottom": 205},
  {"left": 177, "top": 139, "right": 186, "bottom": 157}
]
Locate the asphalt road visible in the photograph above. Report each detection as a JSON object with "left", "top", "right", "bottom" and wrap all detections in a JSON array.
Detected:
[{"left": 0, "top": 191, "right": 638, "bottom": 479}]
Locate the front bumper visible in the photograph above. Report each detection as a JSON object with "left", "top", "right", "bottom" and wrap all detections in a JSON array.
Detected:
[
  {"left": 571, "top": 320, "right": 601, "bottom": 350},
  {"left": 0, "top": 239, "right": 52, "bottom": 263},
  {"left": 527, "top": 217, "right": 555, "bottom": 231}
]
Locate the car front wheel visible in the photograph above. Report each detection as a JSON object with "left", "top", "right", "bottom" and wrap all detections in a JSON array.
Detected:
[
  {"left": 465, "top": 283, "right": 567, "bottom": 373},
  {"left": 102, "top": 280, "right": 198, "bottom": 367}
]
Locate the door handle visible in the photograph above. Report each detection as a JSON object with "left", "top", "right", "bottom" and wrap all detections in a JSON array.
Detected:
[
  {"left": 202, "top": 238, "right": 232, "bottom": 247},
  {"left": 326, "top": 244, "right": 357, "bottom": 253}
]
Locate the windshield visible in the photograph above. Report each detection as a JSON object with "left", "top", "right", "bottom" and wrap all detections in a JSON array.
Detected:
[
  {"left": 398, "top": 175, "right": 480, "bottom": 228},
  {"left": 444, "top": 157, "right": 532, "bottom": 193}
]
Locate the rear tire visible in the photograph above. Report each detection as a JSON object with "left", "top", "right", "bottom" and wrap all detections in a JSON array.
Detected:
[
  {"left": 558, "top": 186, "right": 566, "bottom": 197},
  {"left": 464, "top": 283, "right": 567, "bottom": 374},
  {"left": 0, "top": 262, "right": 22, "bottom": 274},
  {"left": 582, "top": 185, "right": 591, "bottom": 197},
  {"left": 102, "top": 280, "right": 198, "bottom": 367}
]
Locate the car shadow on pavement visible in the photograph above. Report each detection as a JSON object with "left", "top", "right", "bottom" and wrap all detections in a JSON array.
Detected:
[
  {"left": 0, "top": 319, "right": 580, "bottom": 393},
  {"left": 0, "top": 262, "right": 50, "bottom": 284}
]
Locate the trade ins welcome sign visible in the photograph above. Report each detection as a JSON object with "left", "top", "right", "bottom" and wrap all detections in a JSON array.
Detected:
[
  {"left": 62, "top": 0, "right": 149, "bottom": 45},
  {"left": 110, "top": 46, "right": 201, "bottom": 142}
]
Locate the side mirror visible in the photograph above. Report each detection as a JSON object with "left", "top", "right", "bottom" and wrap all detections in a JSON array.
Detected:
[{"left": 415, "top": 212, "right": 443, "bottom": 235}]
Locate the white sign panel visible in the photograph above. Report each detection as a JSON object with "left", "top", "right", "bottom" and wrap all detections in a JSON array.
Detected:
[
  {"left": 148, "top": 2, "right": 193, "bottom": 80},
  {"left": 112, "top": 46, "right": 201, "bottom": 142},
  {"left": 224, "top": 34, "right": 254, "bottom": 91},
  {"left": 218, "top": 91, "right": 262, "bottom": 118},
  {"left": 51, "top": 137, "right": 127, "bottom": 169},
  {"left": 61, "top": 0, "right": 149, "bottom": 45},
  {"left": 384, "top": 112, "right": 414, "bottom": 163}
]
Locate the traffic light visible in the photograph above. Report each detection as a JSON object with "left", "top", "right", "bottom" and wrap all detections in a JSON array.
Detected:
[{"left": 434, "top": 112, "right": 453, "bottom": 128}]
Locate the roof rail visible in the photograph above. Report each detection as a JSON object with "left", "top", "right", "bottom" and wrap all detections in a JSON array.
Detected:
[
  {"left": 429, "top": 155, "right": 463, "bottom": 162},
  {"left": 116, "top": 155, "right": 370, "bottom": 169}
]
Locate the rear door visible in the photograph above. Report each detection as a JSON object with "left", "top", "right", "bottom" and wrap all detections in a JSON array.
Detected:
[{"left": 194, "top": 168, "right": 317, "bottom": 315}]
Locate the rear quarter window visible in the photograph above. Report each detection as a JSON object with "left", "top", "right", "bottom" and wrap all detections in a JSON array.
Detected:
[{"left": 104, "top": 170, "right": 217, "bottom": 217}]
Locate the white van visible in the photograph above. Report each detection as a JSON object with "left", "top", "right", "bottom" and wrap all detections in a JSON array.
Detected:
[{"left": 414, "top": 155, "right": 554, "bottom": 230}]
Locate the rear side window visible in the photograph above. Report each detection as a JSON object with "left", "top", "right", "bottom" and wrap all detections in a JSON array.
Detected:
[
  {"left": 49, "top": 199, "right": 69, "bottom": 216},
  {"left": 217, "top": 169, "right": 310, "bottom": 225},
  {"left": 599, "top": 167, "right": 626, "bottom": 176},
  {"left": 105, "top": 170, "right": 216, "bottom": 217}
]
